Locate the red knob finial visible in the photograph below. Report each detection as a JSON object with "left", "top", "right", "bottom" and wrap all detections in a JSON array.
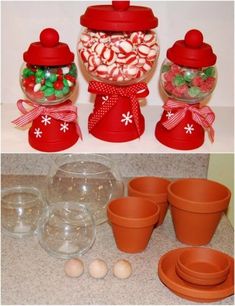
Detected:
[
  {"left": 112, "top": 1, "right": 130, "bottom": 11},
  {"left": 185, "top": 29, "right": 203, "bottom": 48},
  {"left": 40, "top": 28, "right": 59, "bottom": 47}
]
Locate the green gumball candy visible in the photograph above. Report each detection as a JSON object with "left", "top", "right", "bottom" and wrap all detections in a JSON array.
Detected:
[
  {"left": 44, "top": 87, "right": 55, "bottom": 97},
  {"left": 189, "top": 86, "right": 201, "bottom": 97}
]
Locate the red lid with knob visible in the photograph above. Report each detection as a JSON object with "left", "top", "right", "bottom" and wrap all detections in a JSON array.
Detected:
[
  {"left": 23, "top": 28, "right": 74, "bottom": 66},
  {"left": 167, "top": 29, "right": 217, "bottom": 68},
  {"left": 80, "top": 1, "right": 158, "bottom": 31}
]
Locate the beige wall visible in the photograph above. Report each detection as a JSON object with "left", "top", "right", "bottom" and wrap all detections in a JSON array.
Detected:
[{"left": 208, "top": 154, "right": 234, "bottom": 227}]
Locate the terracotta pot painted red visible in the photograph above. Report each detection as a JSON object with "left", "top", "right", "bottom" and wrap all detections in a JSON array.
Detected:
[
  {"left": 168, "top": 179, "right": 231, "bottom": 245},
  {"left": 107, "top": 196, "right": 160, "bottom": 253},
  {"left": 128, "top": 176, "right": 170, "bottom": 225},
  {"left": 88, "top": 94, "right": 145, "bottom": 142}
]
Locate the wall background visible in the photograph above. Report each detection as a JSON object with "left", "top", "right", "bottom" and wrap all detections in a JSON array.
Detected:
[
  {"left": 1, "top": 153, "right": 209, "bottom": 178},
  {"left": 2, "top": 1, "right": 234, "bottom": 106},
  {"left": 208, "top": 154, "right": 234, "bottom": 227}
]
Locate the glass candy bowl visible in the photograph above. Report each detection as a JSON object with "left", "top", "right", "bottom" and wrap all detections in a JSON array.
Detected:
[
  {"left": 155, "top": 29, "right": 217, "bottom": 150},
  {"left": 12, "top": 28, "right": 80, "bottom": 152},
  {"left": 78, "top": 0, "right": 159, "bottom": 142},
  {"left": 46, "top": 154, "right": 124, "bottom": 225},
  {"left": 37, "top": 202, "right": 96, "bottom": 259}
]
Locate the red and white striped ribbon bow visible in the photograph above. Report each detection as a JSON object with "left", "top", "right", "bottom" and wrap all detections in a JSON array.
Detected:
[
  {"left": 88, "top": 81, "right": 149, "bottom": 136},
  {"left": 12, "top": 99, "right": 83, "bottom": 139},
  {"left": 162, "top": 99, "right": 215, "bottom": 142}
]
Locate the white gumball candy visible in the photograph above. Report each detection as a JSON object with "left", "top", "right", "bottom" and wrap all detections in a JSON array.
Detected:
[
  {"left": 113, "top": 259, "right": 132, "bottom": 279},
  {"left": 88, "top": 259, "right": 108, "bottom": 279},
  {"left": 64, "top": 258, "right": 84, "bottom": 278}
]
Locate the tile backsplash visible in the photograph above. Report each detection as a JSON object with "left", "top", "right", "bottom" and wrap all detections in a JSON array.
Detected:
[{"left": 1, "top": 154, "right": 209, "bottom": 178}]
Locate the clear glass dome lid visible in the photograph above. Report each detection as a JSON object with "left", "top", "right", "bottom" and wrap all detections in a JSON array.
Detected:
[{"left": 46, "top": 154, "right": 124, "bottom": 225}]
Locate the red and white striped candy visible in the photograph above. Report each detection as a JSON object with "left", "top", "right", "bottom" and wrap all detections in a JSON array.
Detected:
[
  {"left": 123, "top": 65, "right": 138, "bottom": 78},
  {"left": 80, "top": 33, "right": 91, "bottom": 45},
  {"left": 110, "top": 34, "right": 125, "bottom": 44},
  {"left": 80, "top": 49, "right": 91, "bottom": 63},
  {"left": 141, "top": 61, "right": 152, "bottom": 72},
  {"left": 102, "top": 48, "right": 117, "bottom": 65},
  {"left": 119, "top": 40, "right": 133, "bottom": 54},
  {"left": 147, "top": 49, "right": 158, "bottom": 61},
  {"left": 136, "top": 57, "right": 146, "bottom": 68},
  {"left": 108, "top": 64, "right": 121, "bottom": 80},
  {"left": 135, "top": 70, "right": 144, "bottom": 79},
  {"left": 137, "top": 44, "right": 151, "bottom": 57},
  {"left": 130, "top": 32, "right": 144, "bottom": 45},
  {"left": 94, "top": 43, "right": 106, "bottom": 56},
  {"left": 88, "top": 54, "right": 101, "bottom": 68},
  {"left": 96, "top": 65, "right": 108, "bottom": 78},
  {"left": 143, "top": 33, "right": 156, "bottom": 46},
  {"left": 124, "top": 52, "right": 138, "bottom": 65}
]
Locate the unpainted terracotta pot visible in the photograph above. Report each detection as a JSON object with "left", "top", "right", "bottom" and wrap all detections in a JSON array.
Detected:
[
  {"left": 107, "top": 196, "right": 160, "bottom": 253},
  {"left": 175, "top": 263, "right": 228, "bottom": 286},
  {"left": 177, "top": 247, "right": 230, "bottom": 280},
  {"left": 158, "top": 247, "right": 234, "bottom": 303},
  {"left": 128, "top": 176, "right": 170, "bottom": 225},
  {"left": 168, "top": 178, "right": 231, "bottom": 245}
]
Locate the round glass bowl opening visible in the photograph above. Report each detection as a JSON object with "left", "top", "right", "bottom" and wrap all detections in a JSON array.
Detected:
[
  {"left": 160, "top": 59, "right": 217, "bottom": 103},
  {"left": 78, "top": 28, "right": 160, "bottom": 85},
  {"left": 1, "top": 186, "right": 44, "bottom": 238},
  {"left": 37, "top": 202, "right": 96, "bottom": 259},
  {"left": 46, "top": 154, "right": 124, "bottom": 225},
  {"left": 20, "top": 63, "right": 77, "bottom": 105}
]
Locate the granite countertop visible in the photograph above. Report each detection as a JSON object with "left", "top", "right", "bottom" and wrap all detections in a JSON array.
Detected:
[{"left": 1, "top": 175, "right": 234, "bottom": 305}]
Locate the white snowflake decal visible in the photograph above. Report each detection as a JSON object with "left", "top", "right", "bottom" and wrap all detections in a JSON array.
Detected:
[
  {"left": 184, "top": 123, "right": 195, "bottom": 134},
  {"left": 102, "top": 95, "right": 109, "bottom": 105},
  {"left": 121, "top": 111, "right": 133, "bottom": 126},
  {"left": 41, "top": 115, "right": 51, "bottom": 126},
  {"left": 60, "top": 122, "right": 69, "bottom": 133},
  {"left": 34, "top": 128, "right": 42, "bottom": 138},
  {"left": 166, "top": 111, "right": 174, "bottom": 119}
]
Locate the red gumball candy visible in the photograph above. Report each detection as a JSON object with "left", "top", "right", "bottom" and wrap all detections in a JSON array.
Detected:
[
  {"left": 53, "top": 80, "right": 64, "bottom": 90},
  {"left": 65, "top": 74, "right": 76, "bottom": 83},
  {"left": 47, "top": 94, "right": 57, "bottom": 101}
]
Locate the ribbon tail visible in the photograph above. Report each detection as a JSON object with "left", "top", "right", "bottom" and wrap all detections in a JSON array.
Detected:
[
  {"left": 12, "top": 107, "right": 43, "bottom": 127},
  {"left": 163, "top": 109, "right": 187, "bottom": 130},
  {"left": 88, "top": 96, "right": 118, "bottom": 132},
  {"left": 207, "top": 126, "right": 215, "bottom": 143},
  {"left": 75, "top": 121, "right": 83, "bottom": 141},
  {"left": 129, "top": 97, "right": 142, "bottom": 137}
]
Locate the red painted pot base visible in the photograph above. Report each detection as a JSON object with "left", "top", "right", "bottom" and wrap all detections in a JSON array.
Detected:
[
  {"left": 28, "top": 115, "right": 79, "bottom": 152},
  {"left": 89, "top": 94, "right": 145, "bottom": 143},
  {"left": 155, "top": 104, "right": 205, "bottom": 150}
]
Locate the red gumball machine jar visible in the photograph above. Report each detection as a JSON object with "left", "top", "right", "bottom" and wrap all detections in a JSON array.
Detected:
[
  {"left": 12, "top": 28, "right": 81, "bottom": 152},
  {"left": 78, "top": 0, "right": 159, "bottom": 142},
  {"left": 155, "top": 29, "right": 217, "bottom": 150}
]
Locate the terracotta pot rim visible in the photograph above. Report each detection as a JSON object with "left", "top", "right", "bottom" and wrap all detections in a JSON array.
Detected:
[
  {"left": 128, "top": 176, "right": 171, "bottom": 204},
  {"left": 168, "top": 178, "right": 231, "bottom": 213},
  {"left": 107, "top": 196, "right": 160, "bottom": 228}
]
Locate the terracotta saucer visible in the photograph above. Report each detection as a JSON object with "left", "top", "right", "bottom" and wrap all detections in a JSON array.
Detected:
[{"left": 158, "top": 248, "right": 234, "bottom": 302}]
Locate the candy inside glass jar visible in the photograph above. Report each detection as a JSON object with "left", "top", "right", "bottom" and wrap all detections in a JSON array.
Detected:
[
  {"left": 20, "top": 62, "right": 77, "bottom": 105},
  {"left": 78, "top": 29, "right": 159, "bottom": 85},
  {"left": 160, "top": 59, "right": 217, "bottom": 103}
]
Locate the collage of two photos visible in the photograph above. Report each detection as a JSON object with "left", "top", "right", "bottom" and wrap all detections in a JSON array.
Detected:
[{"left": 1, "top": 1, "right": 234, "bottom": 305}]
